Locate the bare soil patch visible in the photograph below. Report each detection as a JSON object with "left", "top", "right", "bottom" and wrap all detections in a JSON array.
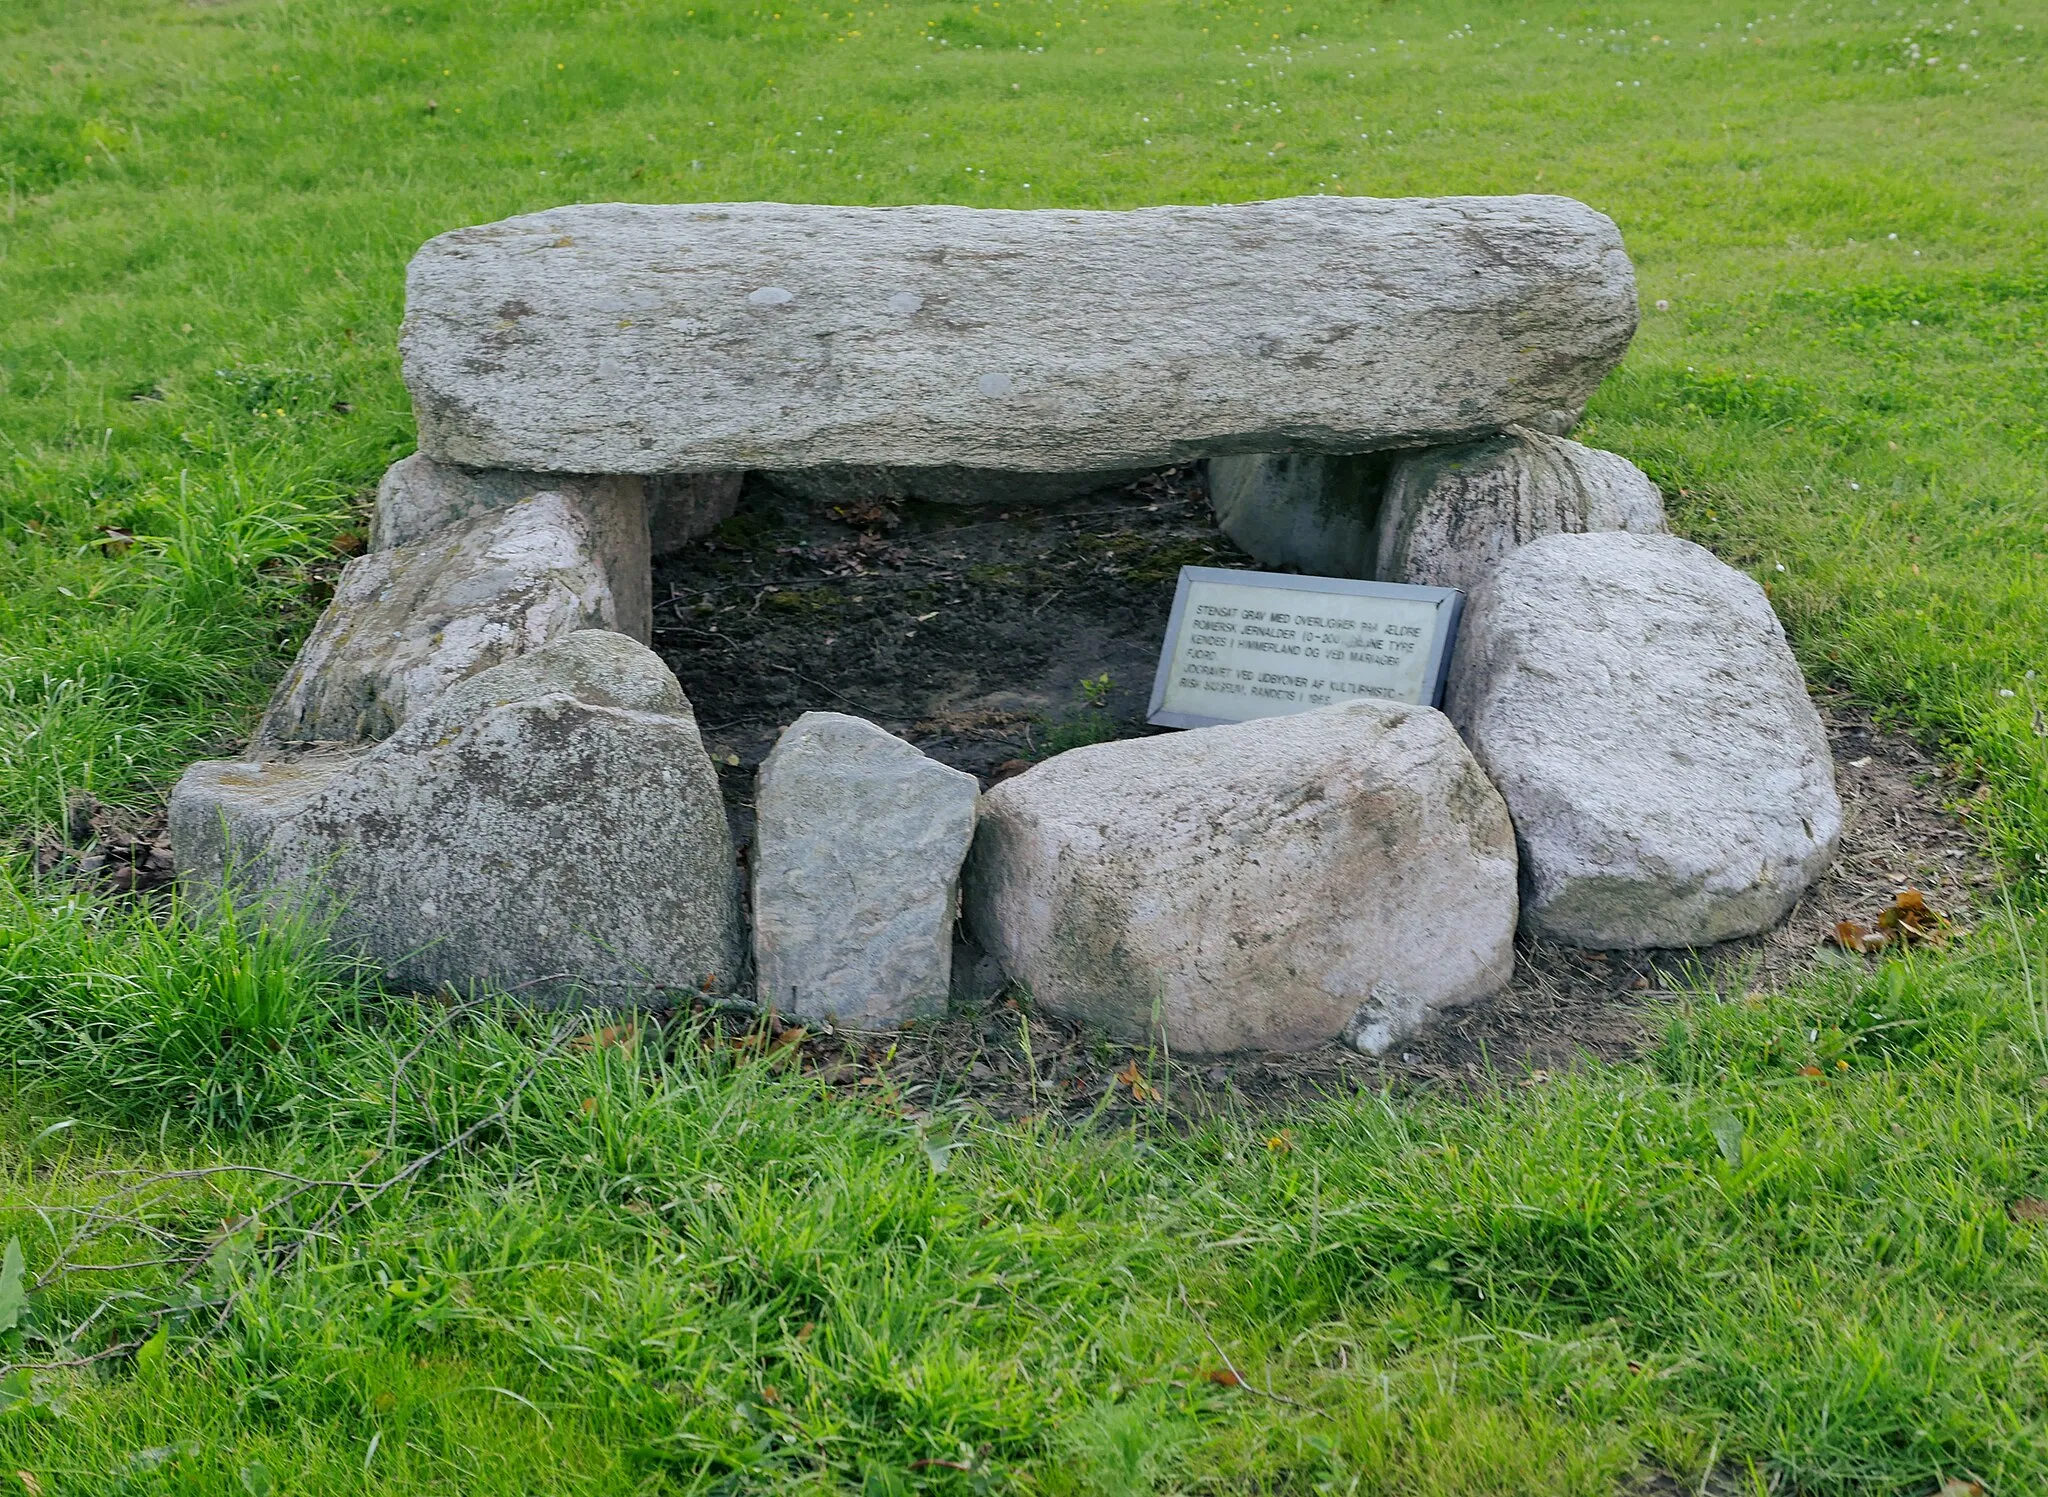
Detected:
[
  {"left": 652, "top": 466, "right": 1227, "bottom": 847},
  {"left": 653, "top": 470, "right": 1995, "bottom": 1121}
]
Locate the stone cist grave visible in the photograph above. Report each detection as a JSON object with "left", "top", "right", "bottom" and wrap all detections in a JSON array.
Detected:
[{"left": 171, "top": 193, "right": 1840, "bottom": 1057}]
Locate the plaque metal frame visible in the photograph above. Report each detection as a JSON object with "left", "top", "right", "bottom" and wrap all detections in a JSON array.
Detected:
[{"left": 1146, "top": 566, "right": 1465, "bottom": 730}]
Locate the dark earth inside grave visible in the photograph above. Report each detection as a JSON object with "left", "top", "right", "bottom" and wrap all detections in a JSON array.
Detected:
[{"left": 652, "top": 464, "right": 1247, "bottom": 845}]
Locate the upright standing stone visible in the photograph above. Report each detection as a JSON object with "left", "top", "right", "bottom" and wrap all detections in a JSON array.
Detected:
[
  {"left": 1446, "top": 531, "right": 1841, "bottom": 948},
  {"left": 1206, "top": 452, "right": 1385, "bottom": 578},
  {"left": 753, "top": 713, "right": 979, "bottom": 1028},
  {"left": 400, "top": 196, "right": 1638, "bottom": 474},
  {"left": 257, "top": 491, "right": 624, "bottom": 747},
  {"left": 1376, "top": 427, "right": 1666, "bottom": 593},
  {"left": 649, "top": 472, "right": 744, "bottom": 556},
  {"left": 964, "top": 701, "right": 1518, "bottom": 1055},
  {"left": 371, "top": 453, "right": 651, "bottom": 642},
  {"left": 1520, "top": 406, "right": 1584, "bottom": 438},
  {"left": 173, "top": 632, "right": 740, "bottom": 1001}
]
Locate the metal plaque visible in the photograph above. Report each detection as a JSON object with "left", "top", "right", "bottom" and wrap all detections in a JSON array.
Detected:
[{"left": 1147, "top": 567, "right": 1463, "bottom": 729}]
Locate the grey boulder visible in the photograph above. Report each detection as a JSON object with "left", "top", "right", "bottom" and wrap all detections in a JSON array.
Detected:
[
  {"left": 1446, "top": 531, "right": 1841, "bottom": 949},
  {"left": 752, "top": 713, "right": 979, "bottom": 1028},
  {"left": 370, "top": 453, "right": 651, "bottom": 641},
  {"left": 963, "top": 701, "right": 1517, "bottom": 1055},
  {"left": 1376, "top": 427, "right": 1666, "bottom": 593},
  {"left": 258, "top": 489, "right": 626, "bottom": 747},
  {"left": 173, "top": 632, "right": 740, "bottom": 1001},
  {"left": 1206, "top": 452, "right": 1385, "bottom": 578},
  {"left": 401, "top": 196, "right": 1637, "bottom": 475}
]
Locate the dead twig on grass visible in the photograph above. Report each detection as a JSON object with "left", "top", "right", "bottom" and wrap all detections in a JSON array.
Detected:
[{"left": 1177, "top": 1282, "right": 1304, "bottom": 1408}]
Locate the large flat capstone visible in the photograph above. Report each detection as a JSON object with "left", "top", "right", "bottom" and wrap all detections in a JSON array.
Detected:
[
  {"left": 963, "top": 701, "right": 1518, "bottom": 1055},
  {"left": 752, "top": 712, "right": 979, "bottom": 1028},
  {"left": 173, "top": 632, "right": 741, "bottom": 1001},
  {"left": 1446, "top": 531, "right": 1841, "bottom": 949},
  {"left": 401, "top": 196, "right": 1638, "bottom": 475}
]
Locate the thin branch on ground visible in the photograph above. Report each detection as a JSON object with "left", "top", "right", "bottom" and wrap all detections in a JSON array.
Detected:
[{"left": 1177, "top": 1282, "right": 1305, "bottom": 1409}]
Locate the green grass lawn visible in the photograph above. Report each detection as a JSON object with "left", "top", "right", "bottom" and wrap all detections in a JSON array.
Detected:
[{"left": 4, "top": 0, "right": 2048, "bottom": 1491}]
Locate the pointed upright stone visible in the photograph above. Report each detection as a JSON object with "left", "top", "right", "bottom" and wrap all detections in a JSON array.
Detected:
[
  {"left": 752, "top": 713, "right": 980, "bottom": 1028},
  {"left": 1376, "top": 428, "right": 1666, "bottom": 593},
  {"left": 258, "top": 490, "right": 627, "bottom": 748},
  {"left": 371, "top": 453, "right": 651, "bottom": 641}
]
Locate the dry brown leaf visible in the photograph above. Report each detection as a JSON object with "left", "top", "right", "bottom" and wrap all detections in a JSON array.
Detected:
[
  {"left": 1798, "top": 1065, "right": 1826, "bottom": 1079},
  {"left": 570, "top": 1023, "right": 638, "bottom": 1053},
  {"left": 579, "top": 1097, "right": 598, "bottom": 1115},
  {"left": 1937, "top": 1480, "right": 1984, "bottom": 1497},
  {"left": 1202, "top": 1368, "right": 1244, "bottom": 1387},
  {"left": 2009, "top": 1197, "right": 2048, "bottom": 1224},
  {"left": 827, "top": 500, "right": 901, "bottom": 533},
  {"left": 1831, "top": 919, "right": 1888, "bottom": 954},
  {"left": 330, "top": 530, "right": 365, "bottom": 557},
  {"left": 1114, "top": 1061, "right": 1160, "bottom": 1102},
  {"left": 1876, "top": 888, "right": 1950, "bottom": 944}
]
